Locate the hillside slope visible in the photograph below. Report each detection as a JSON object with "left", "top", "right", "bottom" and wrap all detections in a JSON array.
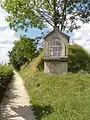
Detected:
[{"left": 20, "top": 55, "right": 90, "bottom": 120}]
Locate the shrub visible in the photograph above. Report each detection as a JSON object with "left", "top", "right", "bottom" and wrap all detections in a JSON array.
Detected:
[
  {"left": 68, "top": 44, "right": 90, "bottom": 72},
  {"left": 0, "top": 64, "right": 13, "bottom": 102}
]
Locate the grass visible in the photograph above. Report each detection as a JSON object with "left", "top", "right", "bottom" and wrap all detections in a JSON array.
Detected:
[{"left": 20, "top": 56, "right": 90, "bottom": 120}]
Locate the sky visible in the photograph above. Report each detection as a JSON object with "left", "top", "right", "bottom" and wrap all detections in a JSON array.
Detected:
[{"left": 0, "top": 7, "right": 90, "bottom": 63}]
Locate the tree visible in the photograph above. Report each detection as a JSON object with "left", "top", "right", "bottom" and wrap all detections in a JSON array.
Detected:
[
  {"left": 2, "top": 0, "right": 90, "bottom": 32},
  {"left": 9, "top": 36, "right": 38, "bottom": 70}
]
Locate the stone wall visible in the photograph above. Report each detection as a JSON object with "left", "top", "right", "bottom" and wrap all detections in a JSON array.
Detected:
[{"left": 44, "top": 60, "right": 68, "bottom": 73}]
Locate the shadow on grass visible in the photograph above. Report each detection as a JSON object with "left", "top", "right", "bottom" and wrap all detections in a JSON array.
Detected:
[
  {"left": 0, "top": 76, "right": 19, "bottom": 105},
  {"left": 0, "top": 75, "right": 14, "bottom": 103},
  {"left": 0, "top": 86, "right": 6, "bottom": 103},
  {"left": 10, "top": 104, "right": 53, "bottom": 120},
  {"left": 33, "top": 104, "right": 54, "bottom": 120},
  {"left": 11, "top": 105, "right": 36, "bottom": 120}
]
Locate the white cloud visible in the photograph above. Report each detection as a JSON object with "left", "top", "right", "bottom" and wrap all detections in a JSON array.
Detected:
[
  {"left": 0, "top": 7, "right": 18, "bottom": 63},
  {"left": 0, "top": 44, "right": 14, "bottom": 63},
  {"left": 71, "top": 22, "right": 90, "bottom": 53},
  {"left": 0, "top": 8, "right": 8, "bottom": 27}
]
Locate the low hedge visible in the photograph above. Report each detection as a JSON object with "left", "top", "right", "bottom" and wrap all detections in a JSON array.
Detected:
[
  {"left": 68, "top": 44, "right": 90, "bottom": 72},
  {"left": 0, "top": 64, "right": 13, "bottom": 102}
]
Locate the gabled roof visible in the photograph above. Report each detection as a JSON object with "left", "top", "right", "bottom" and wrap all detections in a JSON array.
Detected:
[{"left": 44, "top": 29, "right": 70, "bottom": 42}]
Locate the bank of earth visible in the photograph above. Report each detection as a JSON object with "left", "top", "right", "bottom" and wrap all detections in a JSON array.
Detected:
[{"left": 20, "top": 55, "right": 90, "bottom": 120}]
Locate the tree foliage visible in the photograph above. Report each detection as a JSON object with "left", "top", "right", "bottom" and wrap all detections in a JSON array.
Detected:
[
  {"left": 68, "top": 44, "right": 90, "bottom": 72},
  {"left": 9, "top": 36, "right": 38, "bottom": 70},
  {"left": 2, "top": 0, "right": 90, "bottom": 32}
]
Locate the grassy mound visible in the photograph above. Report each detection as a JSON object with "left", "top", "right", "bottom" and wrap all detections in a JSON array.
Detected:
[
  {"left": 20, "top": 55, "right": 90, "bottom": 120},
  {"left": 0, "top": 64, "right": 13, "bottom": 102},
  {"left": 68, "top": 44, "right": 90, "bottom": 72}
]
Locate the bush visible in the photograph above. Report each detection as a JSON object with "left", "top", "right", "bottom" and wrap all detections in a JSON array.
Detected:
[
  {"left": 0, "top": 64, "right": 13, "bottom": 102},
  {"left": 68, "top": 44, "right": 90, "bottom": 72}
]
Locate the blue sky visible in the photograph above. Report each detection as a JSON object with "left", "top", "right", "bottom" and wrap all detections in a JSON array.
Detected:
[{"left": 0, "top": 7, "right": 90, "bottom": 63}]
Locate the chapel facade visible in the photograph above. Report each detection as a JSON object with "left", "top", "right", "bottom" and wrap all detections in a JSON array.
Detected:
[{"left": 43, "top": 26, "right": 69, "bottom": 73}]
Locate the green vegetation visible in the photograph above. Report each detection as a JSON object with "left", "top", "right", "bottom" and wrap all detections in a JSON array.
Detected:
[
  {"left": 0, "top": 64, "right": 13, "bottom": 102},
  {"left": 2, "top": 0, "right": 90, "bottom": 32},
  {"left": 31, "top": 44, "right": 90, "bottom": 73},
  {"left": 20, "top": 55, "right": 90, "bottom": 120},
  {"left": 68, "top": 44, "right": 90, "bottom": 72},
  {"left": 9, "top": 36, "right": 39, "bottom": 70}
]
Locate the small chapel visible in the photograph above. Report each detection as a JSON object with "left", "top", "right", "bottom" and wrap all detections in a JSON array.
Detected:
[{"left": 43, "top": 26, "right": 70, "bottom": 73}]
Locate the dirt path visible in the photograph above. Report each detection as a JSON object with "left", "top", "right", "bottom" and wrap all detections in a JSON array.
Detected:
[{"left": 0, "top": 71, "right": 36, "bottom": 120}]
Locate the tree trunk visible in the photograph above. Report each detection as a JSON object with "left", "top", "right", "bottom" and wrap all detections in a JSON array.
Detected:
[{"left": 53, "top": 0, "right": 58, "bottom": 27}]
